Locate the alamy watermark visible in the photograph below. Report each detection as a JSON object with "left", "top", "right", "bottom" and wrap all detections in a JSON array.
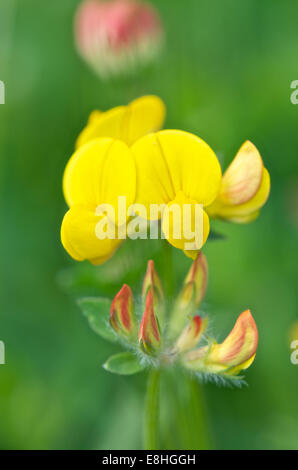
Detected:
[
  {"left": 290, "top": 80, "right": 298, "bottom": 104},
  {"left": 0, "top": 80, "right": 5, "bottom": 104},
  {"left": 0, "top": 341, "right": 5, "bottom": 364},
  {"left": 94, "top": 197, "right": 205, "bottom": 251}
]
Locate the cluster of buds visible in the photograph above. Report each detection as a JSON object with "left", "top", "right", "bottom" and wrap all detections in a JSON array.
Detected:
[
  {"left": 103, "top": 254, "right": 258, "bottom": 382},
  {"left": 74, "top": 0, "right": 163, "bottom": 79}
]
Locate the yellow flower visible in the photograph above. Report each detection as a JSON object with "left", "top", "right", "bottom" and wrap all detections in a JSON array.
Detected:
[
  {"left": 131, "top": 130, "right": 222, "bottom": 258},
  {"left": 61, "top": 95, "right": 165, "bottom": 265},
  {"left": 207, "top": 141, "right": 270, "bottom": 223},
  {"left": 76, "top": 95, "right": 166, "bottom": 148},
  {"left": 61, "top": 95, "right": 271, "bottom": 265},
  {"left": 61, "top": 138, "right": 136, "bottom": 264}
]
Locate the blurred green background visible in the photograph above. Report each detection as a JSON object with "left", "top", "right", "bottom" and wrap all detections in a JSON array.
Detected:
[{"left": 1, "top": 0, "right": 298, "bottom": 450}]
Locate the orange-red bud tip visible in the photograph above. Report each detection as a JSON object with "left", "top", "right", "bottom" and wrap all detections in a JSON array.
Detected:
[
  {"left": 110, "top": 284, "right": 137, "bottom": 339},
  {"left": 142, "top": 260, "right": 164, "bottom": 301},
  {"left": 139, "top": 289, "right": 161, "bottom": 354},
  {"left": 175, "top": 315, "right": 207, "bottom": 353}
]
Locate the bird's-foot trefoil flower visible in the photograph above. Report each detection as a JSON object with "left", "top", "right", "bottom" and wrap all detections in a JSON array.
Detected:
[
  {"left": 74, "top": 0, "right": 164, "bottom": 79},
  {"left": 79, "top": 256, "right": 258, "bottom": 383},
  {"left": 131, "top": 130, "right": 222, "bottom": 258},
  {"left": 61, "top": 95, "right": 165, "bottom": 265},
  {"left": 61, "top": 96, "right": 271, "bottom": 266}
]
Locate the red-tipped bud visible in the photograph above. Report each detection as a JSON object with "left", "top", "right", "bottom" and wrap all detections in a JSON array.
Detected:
[
  {"left": 168, "top": 253, "right": 208, "bottom": 339},
  {"left": 75, "top": 0, "right": 163, "bottom": 79},
  {"left": 183, "top": 310, "right": 258, "bottom": 377},
  {"left": 110, "top": 284, "right": 138, "bottom": 341},
  {"left": 207, "top": 141, "right": 270, "bottom": 223},
  {"left": 142, "top": 260, "right": 164, "bottom": 311},
  {"left": 180, "top": 252, "right": 208, "bottom": 309},
  {"left": 174, "top": 315, "right": 208, "bottom": 354},
  {"left": 207, "top": 310, "right": 258, "bottom": 373},
  {"left": 139, "top": 290, "right": 161, "bottom": 354}
]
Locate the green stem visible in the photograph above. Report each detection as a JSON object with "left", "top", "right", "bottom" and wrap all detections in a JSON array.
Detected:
[
  {"left": 144, "top": 368, "right": 161, "bottom": 450},
  {"left": 144, "top": 243, "right": 212, "bottom": 450},
  {"left": 164, "top": 371, "right": 212, "bottom": 449},
  {"left": 187, "top": 376, "right": 213, "bottom": 450}
]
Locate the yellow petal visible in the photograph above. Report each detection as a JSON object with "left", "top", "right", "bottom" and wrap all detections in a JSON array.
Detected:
[
  {"left": 161, "top": 192, "right": 210, "bottom": 252},
  {"left": 76, "top": 106, "right": 127, "bottom": 149},
  {"left": 63, "top": 139, "right": 136, "bottom": 223},
  {"left": 125, "top": 95, "right": 166, "bottom": 146},
  {"left": 61, "top": 204, "right": 123, "bottom": 264},
  {"left": 132, "top": 133, "right": 176, "bottom": 213},
  {"left": 132, "top": 130, "right": 222, "bottom": 214},
  {"left": 225, "top": 354, "right": 256, "bottom": 376},
  {"left": 76, "top": 95, "right": 166, "bottom": 148},
  {"left": 207, "top": 168, "right": 270, "bottom": 222},
  {"left": 220, "top": 141, "right": 263, "bottom": 205},
  {"left": 87, "top": 110, "right": 102, "bottom": 124}
]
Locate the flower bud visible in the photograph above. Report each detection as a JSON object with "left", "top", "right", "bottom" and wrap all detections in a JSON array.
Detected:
[
  {"left": 207, "top": 141, "right": 270, "bottom": 223},
  {"left": 168, "top": 253, "right": 208, "bottom": 340},
  {"left": 110, "top": 284, "right": 138, "bottom": 340},
  {"left": 174, "top": 315, "right": 207, "bottom": 354},
  {"left": 139, "top": 290, "right": 161, "bottom": 355},
  {"left": 179, "top": 252, "right": 208, "bottom": 310},
  {"left": 142, "top": 260, "right": 164, "bottom": 316},
  {"left": 75, "top": 0, "right": 163, "bottom": 79},
  {"left": 220, "top": 141, "right": 264, "bottom": 206},
  {"left": 183, "top": 310, "right": 258, "bottom": 377}
]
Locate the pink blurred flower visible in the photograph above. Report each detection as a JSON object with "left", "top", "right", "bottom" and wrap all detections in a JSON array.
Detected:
[{"left": 75, "top": 0, "right": 163, "bottom": 78}]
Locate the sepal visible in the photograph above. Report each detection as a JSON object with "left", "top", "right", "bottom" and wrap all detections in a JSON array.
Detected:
[
  {"left": 103, "top": 352, "right": 145, "bottom": 375},
  {"left": 78, "top": 297, "right": 116, "bottom": 343}
]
